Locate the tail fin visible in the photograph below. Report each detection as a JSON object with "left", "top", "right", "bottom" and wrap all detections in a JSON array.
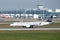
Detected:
[
  {"left": 47, "top": 19, "right": 52, "bottom": 22},
  {"left": 46, "top": 16, "right": 53, "bottom": 22}
]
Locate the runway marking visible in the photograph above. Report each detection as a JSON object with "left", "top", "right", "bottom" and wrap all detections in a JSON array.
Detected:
[{"left": 0, "top": 28, "right": 60, "bottom": 30}]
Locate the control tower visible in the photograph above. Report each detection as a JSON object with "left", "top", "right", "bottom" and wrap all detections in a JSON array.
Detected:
[{"left": 37, "top": 5, "right": 44, "bottom": 10}]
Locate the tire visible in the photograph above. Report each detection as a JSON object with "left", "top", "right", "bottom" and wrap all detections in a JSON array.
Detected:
[
  {"left": 23, "top": 26, "right": 26, "bottom": 28},
  {"left": 29, "top": 25, "right": 33, "bottom": 28}
]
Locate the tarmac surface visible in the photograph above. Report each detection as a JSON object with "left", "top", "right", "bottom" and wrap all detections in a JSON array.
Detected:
[{"left": 0, "top": 28, "right": 60, "bottom": 30}]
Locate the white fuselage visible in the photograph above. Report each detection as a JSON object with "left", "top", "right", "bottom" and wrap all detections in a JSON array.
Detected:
[{"left": 10, "top": 21, "right": 50, "bottom": 28}]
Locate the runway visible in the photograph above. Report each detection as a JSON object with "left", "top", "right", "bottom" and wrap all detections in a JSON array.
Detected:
[{"left": 0, "top": 28, "right": 60, "bottom": 30}]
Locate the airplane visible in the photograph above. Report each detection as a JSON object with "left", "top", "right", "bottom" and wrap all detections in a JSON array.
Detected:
[
  {"left": 10, "top": 20, "right": 51, "bottom": 28},
  {"left": 10, "top": 15, "right": 53, "bottom": 28}
]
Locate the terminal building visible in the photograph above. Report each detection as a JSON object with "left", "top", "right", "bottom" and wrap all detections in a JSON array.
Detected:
[{"left": 0, "top": 5, "right": 60, "bottom": 19}]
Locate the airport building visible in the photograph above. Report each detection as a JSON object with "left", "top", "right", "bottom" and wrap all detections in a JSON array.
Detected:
[{"left": 0, "top": 5, "right": 60, "bottom": 19}]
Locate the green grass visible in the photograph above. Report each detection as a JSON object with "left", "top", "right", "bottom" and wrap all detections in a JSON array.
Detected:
[
  {"left": 0, "top": 30, "right": 60, "bottom": 40},
  {"left": 40, "top": 23, "right": 60, "bottom": 28}
]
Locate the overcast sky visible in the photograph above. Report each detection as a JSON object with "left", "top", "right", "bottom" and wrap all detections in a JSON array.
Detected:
[{"left": 0, "top": 0, "right": 60, "bottom": 10}]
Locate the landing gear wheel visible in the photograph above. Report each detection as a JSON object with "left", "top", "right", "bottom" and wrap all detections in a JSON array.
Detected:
[
  {"left": 23, "top": 26, "right": 26, "bottom": 28},
  {"left": 29, "top": 25, "right": 33, "bottom": 28}
]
